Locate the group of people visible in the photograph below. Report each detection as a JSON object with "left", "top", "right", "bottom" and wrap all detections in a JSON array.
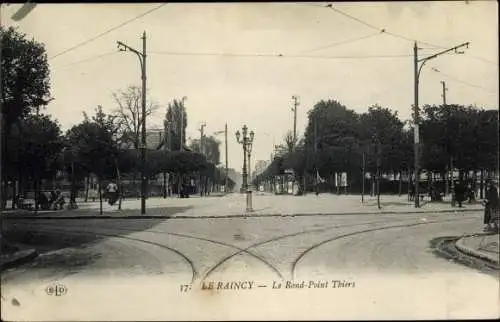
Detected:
[
  {"left": 14, "top": 189, "right": 65, "bottom": 210},
  {"left": 406, "top": 180, "right": 498, "bottom": 232}
]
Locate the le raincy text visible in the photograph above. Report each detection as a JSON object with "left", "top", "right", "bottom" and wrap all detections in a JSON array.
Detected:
[{"left": 199, "top": 279, "right": 355, "bottom": 291}]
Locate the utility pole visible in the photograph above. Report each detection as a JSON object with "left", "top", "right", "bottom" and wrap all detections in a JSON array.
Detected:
[
  {"left": 413, "top": 42, "right": 420, "bottom": 208},
  {"left": 376, "top": 138, "right": 381, "bottom": 209},
  {"left": 413, "top": 41, "right": 469, "bottom": 208},
  {"left": 162, "top": 121, "right": 170, "bottom": 199},
  {"left": 314, "top": 116, "right": 319, "bottom": 196},
  {"left": 140, "top": 31, "right": 147, "bottom": 214},
  {"left": 442, "top": 80, "right": 449, "bottom": 197},
  {"left": 117, "top": 31, "right": 148, "bottom": 214},
  {"left": 441, "top": 81, "right": 447, "bottom": 106},
  {"left": 199, "top": 122, "right": 206, "bottom": 196},
  {"left": 225, "top": 123, "right": 228, "bottom": 193},
  {"left": 291, "top": 95, "right": 299, "bottom": 150},
  {"left": 199, "top": 123, "right": 206, "bottom": 155},
  {"left": 361, "top": 151, "right": 365, "bottom": 203},
  {"left": 180, "top": 96, "right": 187, "bottom": 151}
]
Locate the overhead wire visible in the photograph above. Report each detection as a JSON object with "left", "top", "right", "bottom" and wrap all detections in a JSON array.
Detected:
[
  {"left": 430, "top": 66, "right": 497, "bottom": 94},
  {"left": 49, "top": 3, "right": 167, "bottom": 60},
  {"left": 57, "top": 51, "right": 120, "bottom": 68},
  {"left": 148, "top": 51, "right": 412, "bottom": 60},
  {"left": 297, "top": 32, "right": 382, "bottom": 54},
  {"left": 324, "top": 3, "right": 445, "bottom": 49},
  {"left": 322, "top": 3, "right": 497, "bottom": 66}
]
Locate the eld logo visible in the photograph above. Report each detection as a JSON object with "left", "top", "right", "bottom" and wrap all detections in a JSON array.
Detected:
[{"left": 45, "top": 283, "right": 68, "bottom": 296}]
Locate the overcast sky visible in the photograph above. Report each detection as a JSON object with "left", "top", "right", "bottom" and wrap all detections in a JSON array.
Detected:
[{"left": 2, "top": 2, "right": 498, "bottom": 172}]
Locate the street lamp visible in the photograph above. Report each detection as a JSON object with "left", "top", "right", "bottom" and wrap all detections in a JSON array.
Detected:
[
  {"left": 247, "top": 130, "right": 255, "bottom": 187},
  {"left": 117, "top": 31, "right": 147, "bottom": 215},
  {"left": 413, "top": 41, "right": 469, "bottom": 208},
  {"left": 236, "top": 125, "right": 255, "bottom": 212}
]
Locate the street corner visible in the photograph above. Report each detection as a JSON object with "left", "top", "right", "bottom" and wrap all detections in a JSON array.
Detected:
[{"left": 455, "top": 233, "right": 499, "bottom": 266}]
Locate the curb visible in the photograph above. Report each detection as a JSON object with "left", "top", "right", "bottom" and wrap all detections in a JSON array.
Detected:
[
  {"left": 455, "top": 235, "right": 499, "bottom": 265},
  {"left": 1, "top": 207, "right": 481, "bottom": 220},
  {"left": 0, "top": 249, "right": 38, "bottom": 270}
]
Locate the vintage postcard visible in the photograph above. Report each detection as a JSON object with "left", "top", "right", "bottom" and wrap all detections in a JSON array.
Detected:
[{"left": 1, "top": 1, "right": 499, "bottom": 320}]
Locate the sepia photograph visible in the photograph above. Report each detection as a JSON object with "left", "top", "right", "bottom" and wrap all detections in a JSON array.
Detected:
[{"left": 1, "top": 1, "right": 499, "bottom": 320}]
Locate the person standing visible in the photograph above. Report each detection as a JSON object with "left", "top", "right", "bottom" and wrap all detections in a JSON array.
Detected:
[
  {"left": 484, "top": 181, "right": 499, "bottom": 231},
  {"left": 454, "top": 181, "right": 466, "bottom": 208},
  {"left": 106, "top": 181, "right": 119, "bottom": 206}
]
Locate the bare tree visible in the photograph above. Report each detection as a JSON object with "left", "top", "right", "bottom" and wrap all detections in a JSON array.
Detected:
[
  {"left": 112, "top": 85, "right": 160, "bottom": 149},
  {"left": 284, "top": 130, "right": 296, "bottom": 154},
  {"left": 112, "top": 85, "right": 159, "bottom": 197}
]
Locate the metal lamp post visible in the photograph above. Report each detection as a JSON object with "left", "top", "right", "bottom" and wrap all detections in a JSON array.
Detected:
[
  {"left": 236, "top": 125, "right": 254, "bottom": 212},
  {"left": 413, "top": 41, "right": 469, "bottom": 208},
  {"left": 117, "top": 32, "right": 147, "bottom": 215},
  {"left": 247, "top": 131, "right": 254, "bottom": 189}
]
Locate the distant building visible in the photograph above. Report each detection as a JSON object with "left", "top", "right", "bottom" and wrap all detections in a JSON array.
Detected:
[{"left": 227, "top": 168, "right": 242, "bottom": 191}]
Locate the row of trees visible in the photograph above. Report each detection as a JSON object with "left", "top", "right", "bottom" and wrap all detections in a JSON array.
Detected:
[
  {"left": 1, "top": 26, "right": 233, "bottom": 210},
  {"left": 254, "top": 99, "right": 498, "bottom": 195}
]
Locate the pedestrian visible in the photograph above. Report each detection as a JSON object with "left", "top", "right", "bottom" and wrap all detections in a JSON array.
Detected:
[
  {"left": 467, "top": 182, "right": 475, "bottom": 203},
  {"left": 484, "top": 181, "right": 499, "bottom": 231},
  {"left": 454, "top": 181, "right": 466, "bottom": 208},
  {"left": 106, "top": 181, "right": 119, "bottom": 206},
  {"left": 409, "top": 183, "right": 415, "bottom": 201}
]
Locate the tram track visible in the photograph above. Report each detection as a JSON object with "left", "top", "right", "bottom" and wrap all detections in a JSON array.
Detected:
[
  {"left": 5, "top": 213, "right": 477, "bottom": 283},
  {"left": 290, "top": 216, "right": 477, "bottom": 279}
]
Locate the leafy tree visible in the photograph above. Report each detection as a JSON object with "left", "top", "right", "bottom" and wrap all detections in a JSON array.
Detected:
[
  {"left": 359, "top": 105, "right": 406, "bottom": 173},
  {"left": 303, "top": 99, "right": 361, "bottom": 187},
  {"left": 66, "top": 107, "right": 120, "bottom": 209},
  {"left": 5, "top": 115, "right": 63, "bottom": 209},
  {"left": 165, "top": 98, "right": 187, "bottom": 151},
  {"left": 0, "top": 27, "right": 51, "bottom": 128},
  {"left": 189, "top": 135, "right": 221, "bottom": 165},
  {"left": 1, "top": 26, "right": 52, "bottom": 207}
]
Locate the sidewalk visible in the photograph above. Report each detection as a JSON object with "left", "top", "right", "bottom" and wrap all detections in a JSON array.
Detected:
[
  {"left": 1, "top": 194, "right": 485, "bottom": 219},
  {"left": 455, "top": 233, "right": 500, "bottom": 265}
]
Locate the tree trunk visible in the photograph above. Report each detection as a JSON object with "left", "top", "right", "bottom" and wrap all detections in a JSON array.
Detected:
[
  {"left": 398, "top": 171, "right": 402, "bottom": 196},
  {"left": 98, "top": 177, "right": 103, "bottom": 216},
  {"left": 1, "top": 178, "right": 7, "bottom": 210},
  {"left": 199, "top": 174, "right": 203, "bottom": 196},
  {"left": 115, "top": 158, "right": 123, "bottom": 211},
  {"left": 480, "top": 169, "right": 484, "bottom": 199},
  {"left": 34, "top": 178, "right": 39, "bottom": 213},
  {"left": 84, "top": 176, "right": 89, "bottom": 202},
  {"left": 11, "top": 180, "right": 16, "bottom": 209},
  {"left": 133, "top": 170, "right": 138, "bottom": 199},
  {"left": 371, "top": 175, "right": 375, "bottom": 197}
]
